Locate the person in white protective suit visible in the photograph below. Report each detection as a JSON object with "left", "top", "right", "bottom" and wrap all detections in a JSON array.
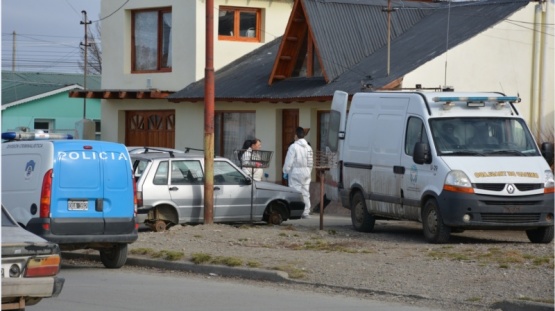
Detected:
[{"left": 283, "top": 127, "right": 313, "bottom": 218}]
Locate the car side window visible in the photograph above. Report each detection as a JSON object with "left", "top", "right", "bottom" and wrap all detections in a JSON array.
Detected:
[
  {"left": 214, "top": 161, "right": 247, "bottom": 185},
  {"left": 171, "top": 160, "right": 203, "bottom": 185},
  {"left": 153, "top": 161, "right": 169, "bottom": 185}
]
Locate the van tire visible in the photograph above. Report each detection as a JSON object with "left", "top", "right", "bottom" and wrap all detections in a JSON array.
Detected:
[
  {"left": 422, "top": 199, "right": 450, "bottom": 243},
  {"left": 99, "top": 243, "right": 128, "bottom": 269},
  {"left": 525, "top": 226, "right": 554, "bottom": 243},
  {"left": 350, "top": 192, "right": 375, "bottom": 232}
]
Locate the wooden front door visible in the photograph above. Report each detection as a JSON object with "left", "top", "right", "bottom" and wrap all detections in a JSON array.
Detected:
[
  {"left": 281, "top": 109, "right": 299, "bottom": 184},
  {"left": 125, "top": 110, "right": 175, "bottom": 148}
]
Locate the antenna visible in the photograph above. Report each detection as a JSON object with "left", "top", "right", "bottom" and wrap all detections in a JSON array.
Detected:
[{"left": 443, "top": 1, "right": 452, "bottom": 87}]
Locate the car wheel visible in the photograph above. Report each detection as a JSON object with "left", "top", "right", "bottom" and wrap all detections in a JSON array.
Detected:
[
  {"left": 350, "top": 191, "right": 375, "bottom": 232},
  {"left": 100, "top": 243, "right": 128, "bottom": 269},
  {"left": 422, "top": 198, "right": 450, "bottom": 243},
  {"left": 267, "top": 210, "right": 283, "bottom": 225},
  {"left": 152, "top": 220, "right": 167, "bottom": 232},
  {"left": 526, "top": 226, "right": 554, "bottom": 243}
]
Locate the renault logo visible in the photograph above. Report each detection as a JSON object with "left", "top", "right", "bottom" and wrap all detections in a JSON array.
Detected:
[{"left": 507, "top": 184, "right": 515, "bottom": 194}]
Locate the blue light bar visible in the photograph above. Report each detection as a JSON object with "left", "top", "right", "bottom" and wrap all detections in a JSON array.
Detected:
[
  {"left": 2, "top": 132, "right": 73, "bottom": 141},
  {"left": 432, "top": 96, "right": 519, "bottom": 103}
]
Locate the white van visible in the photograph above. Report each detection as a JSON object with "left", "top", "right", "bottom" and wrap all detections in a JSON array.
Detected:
[
  {"left": 324, "top": 90, "right": 554, "bottom": 243},
  {"left": 2, "top": 132, "right": 138, "bottom": 268}
]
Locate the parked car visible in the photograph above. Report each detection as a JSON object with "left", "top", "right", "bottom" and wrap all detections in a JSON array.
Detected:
[
  {"left": 131, "top": 153, "right": 305, "bottom": 231},
  {"left": 1, "top": 205, "right": 65, "bottom": 310}
]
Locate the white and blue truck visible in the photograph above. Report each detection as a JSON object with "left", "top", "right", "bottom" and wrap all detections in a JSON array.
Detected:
[
  {"left": 324, "top": 90, "right": 554, "bottom": 243},
  {"left": 2, "top": 132, "right": 138, "bottom": 268}
]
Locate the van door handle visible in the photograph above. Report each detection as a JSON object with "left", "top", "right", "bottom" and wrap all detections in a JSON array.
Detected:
[
  {"left": 169, "top": 187, "right": 178, "bottom": 191},
  {"left": 393, "top": 166, "right": 405, "bottom": 175},
  {"left": 95, "top": 199, "right": 103, "bottom": 212}
]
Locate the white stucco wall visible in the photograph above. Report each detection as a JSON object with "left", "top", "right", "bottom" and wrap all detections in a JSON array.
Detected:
[
  {"left": 403, "top": 2, "right": 554, "bottom": 136},
  {"left": 101, "top": 0, "right": 293, "bottom": 91}
]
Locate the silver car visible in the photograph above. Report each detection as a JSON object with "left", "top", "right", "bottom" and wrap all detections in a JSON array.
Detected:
[
  {"left": 131, "top": 153, "right": 305, "bottom": 231},
  {"left": 1, "top": 205, "right": 64, "bottom": 310}
]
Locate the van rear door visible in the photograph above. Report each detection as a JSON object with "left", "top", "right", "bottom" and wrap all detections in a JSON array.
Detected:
[
  {"left": 324, "top": 90, "right": 348, "bottom": 202},
  {"left": 50, "top": 141, "right": 134, "bottom": 236}
]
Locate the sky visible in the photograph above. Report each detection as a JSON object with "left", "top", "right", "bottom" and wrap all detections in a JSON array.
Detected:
[{"left": 1, "top": 0, "right": 101, "bottom": 73}]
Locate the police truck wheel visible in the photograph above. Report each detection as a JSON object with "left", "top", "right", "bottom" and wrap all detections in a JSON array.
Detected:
[
  {"left": 525, "top": 226, "right": 554, "bottom": 243},
  {"left": 350, "top": 191, "right": 375, "bottom": 232},
  {"left": 422, "top": 199, "right": 451, "bottom": 243},
  {"left": 100, "top": 243, "right": 128, "bottom": 269}
]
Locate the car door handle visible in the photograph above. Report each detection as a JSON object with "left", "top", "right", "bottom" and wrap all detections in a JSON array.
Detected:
[
  {"left": 169, "top": 187, "right": 178, "bottom": 191},
  {"left": 214, "top": 186, "right": 221, "bottom": 190}
]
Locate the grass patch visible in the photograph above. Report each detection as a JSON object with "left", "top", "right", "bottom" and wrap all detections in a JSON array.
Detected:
[
  {"left": 191, "top": 253, "right": 212, "bottom": 264},
  {"left": 466, "top": 297, "right": 482, "bottom": 302},
  {"left": 427, "top": 246, "right": 553, "bottom": 268},
  {"left": 211, "top": 256, "right": 243, "bottom": 267},
  {"left": 247, "top": 260, "right": 262, "bottom": 268}
]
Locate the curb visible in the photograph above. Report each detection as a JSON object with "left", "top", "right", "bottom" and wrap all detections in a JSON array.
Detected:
[{"left": 61, "top": 252, "right": 554, "bottom": 311}]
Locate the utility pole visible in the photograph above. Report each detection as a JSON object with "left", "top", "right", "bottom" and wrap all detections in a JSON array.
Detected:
[
  {"left": 204, "top": 0, "right": 215, "bottom": 224},
  {"left": 12, "top": 31, "right": 16, "bottom": 72},
  {"left": 80, "top": 10, "right": 91, "bottom": 119}
]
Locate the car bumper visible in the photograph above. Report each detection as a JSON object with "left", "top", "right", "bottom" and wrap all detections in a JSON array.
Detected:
[
  {"left": 438, "top": 191, "right": 554, "bottom": 229},
  {"left": 2, "top": 276, "right": 65, "bottom": 299}
]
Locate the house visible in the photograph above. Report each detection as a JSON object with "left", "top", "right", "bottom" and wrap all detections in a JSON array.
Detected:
[
  {"left": 2, "top": 71, "right": 101, "bottom": 138},
  {"left": 71, "top": 0, "right": 553, "bottom": 184}
]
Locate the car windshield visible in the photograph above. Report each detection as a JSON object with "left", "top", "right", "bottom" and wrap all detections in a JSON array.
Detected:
[
  {"left": 2, "top": 206, "right": 18, "bottom": 227},
  {"left": 429, "top": 117, "right": 540, "bottom": 157}
]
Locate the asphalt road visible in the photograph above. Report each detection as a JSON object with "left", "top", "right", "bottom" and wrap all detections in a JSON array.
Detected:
[{"left": 27, "top": 261, "right": 443, "bottom": 311}]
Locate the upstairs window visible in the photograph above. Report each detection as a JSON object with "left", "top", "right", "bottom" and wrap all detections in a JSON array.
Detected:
[
  {"left": 132, "top": 7, "right": 172, "bottom": 73},
  {"left": 218, "top": 7, "right": 261, "bottom": 42}
]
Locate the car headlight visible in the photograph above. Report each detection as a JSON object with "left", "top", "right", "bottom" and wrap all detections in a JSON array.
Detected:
[
  {"left": 443, "top": 170, "right": 474, "bottom": 194},
  {"left": 544, "top": 170, "right": 554, "bottom": 194}
]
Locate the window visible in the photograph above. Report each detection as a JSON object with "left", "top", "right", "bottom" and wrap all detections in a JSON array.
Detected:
[
  {"left": 153, "top": 161, "right": 169, "bottom": 185},
  {"left": 170, "top": 160, "right": 203, "bottom": 185},
  {"left": 405, "top": 117, "right": 428, "bottom": 156},
  {"left": 94, "top": 119, "right": 101, "bottom": 140},
  {"left": 214, "top": 112, "right": 255, "bottom": 162},
  {"left": 34, "top": 119, "right": 54, "bottom": 133},
  {"left": 132, "top": 7, "right": 172, "bottom": 72},
  {"left": 218, "top": 7, "right": 261, "bottom": 42},
  {"left": 214, "top": 161, "right": 248, "bottom": 185}
]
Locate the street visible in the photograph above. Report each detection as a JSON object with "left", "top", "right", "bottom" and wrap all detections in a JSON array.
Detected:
[{"left": 28, "top": 261, "right": 442, "bottom": 311}]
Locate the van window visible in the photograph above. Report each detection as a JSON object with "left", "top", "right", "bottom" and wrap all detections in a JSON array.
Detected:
[
  {"left": 405, "top": 117, "right": 428, "bottom": 155},
  {"left": 430, "top": 118, "right": 540, "bottom": 156},
  {"left": 327, "top": 111, "right": 341, "bottom": 152}
]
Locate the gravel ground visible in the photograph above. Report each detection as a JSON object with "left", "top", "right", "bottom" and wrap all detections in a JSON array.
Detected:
[{"left": 126, "top": 213, "right": 554, "bottom": 311}]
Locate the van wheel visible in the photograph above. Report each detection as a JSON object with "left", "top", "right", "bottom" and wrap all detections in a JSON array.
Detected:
[
  {"left": 422, "top": 199, "right": 450, "bottom": 243},
  {"left": 99, "top": 243, "right": 128, "bottom": 269},
  {"left": 152, "top": 220, "right": 167, "bottom": 232},
  {"left": 526, "top": 226, "right": 554, "bottom": 243},
  {"left": 350, "top": 192, "right": 375, "bottom": 232}
]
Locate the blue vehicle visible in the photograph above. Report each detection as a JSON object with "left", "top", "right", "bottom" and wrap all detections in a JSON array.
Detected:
[{"left": 2, "top": 132, "right": 138, "bottom": 268}]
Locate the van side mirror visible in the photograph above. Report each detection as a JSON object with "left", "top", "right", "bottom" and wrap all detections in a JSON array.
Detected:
[
  {"left": 413, "top": 142, "right": 431, "bottom": 164},
  {"left": 541, "top": 142, "right": 554, "bottom": 166}
]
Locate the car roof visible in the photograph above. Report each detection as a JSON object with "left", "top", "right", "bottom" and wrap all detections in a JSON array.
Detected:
[{"left": 130, "top": 152, "right": 224, "bottom": 161}]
